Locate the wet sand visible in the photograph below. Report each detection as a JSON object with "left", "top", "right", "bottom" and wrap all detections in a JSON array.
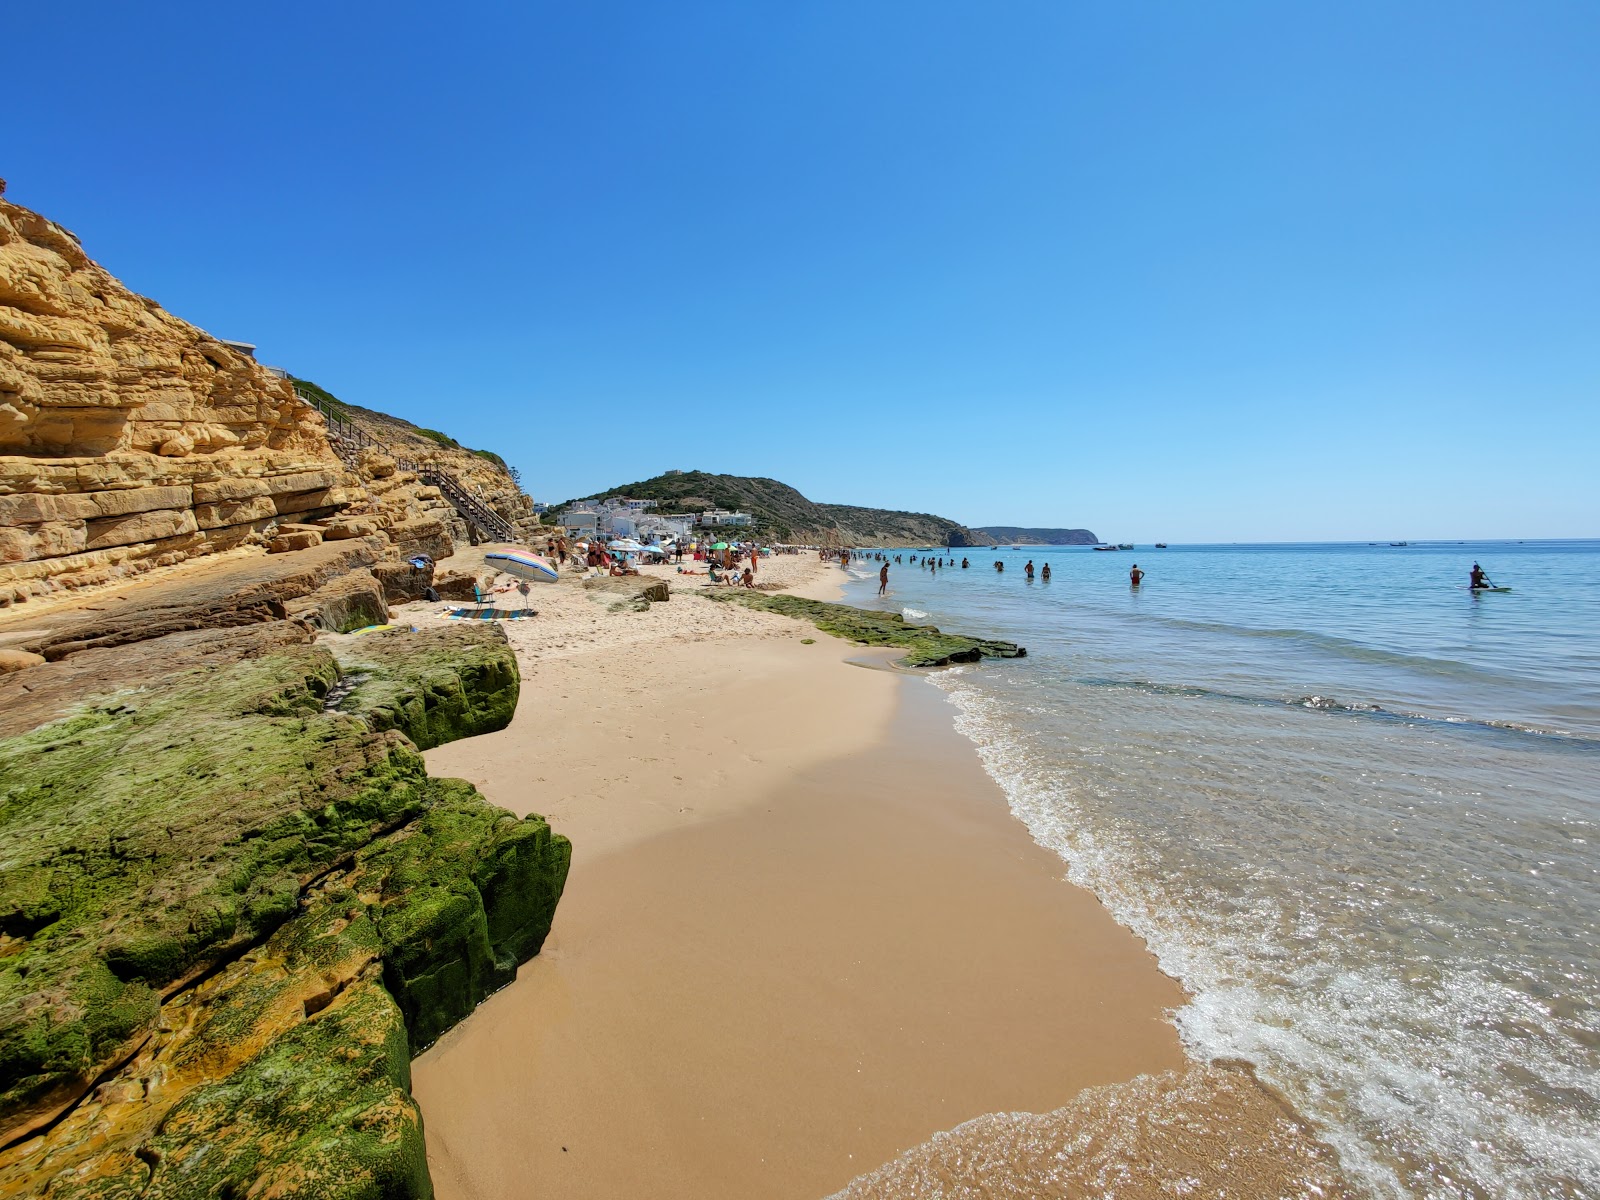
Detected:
[{"left": 412, "top": 631, "right": 1195, "bottom": 1199}]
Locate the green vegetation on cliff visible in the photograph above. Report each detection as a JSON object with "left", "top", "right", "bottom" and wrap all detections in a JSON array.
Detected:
[
  {"left": 708, "top": 592, "right": 1026, "bottom": 666},
  {"left": 567, "top": 470, "right": 987, "bottom": 546},
  {"left": 971, "top": 525, "right": 1100, "bottom": 545}
]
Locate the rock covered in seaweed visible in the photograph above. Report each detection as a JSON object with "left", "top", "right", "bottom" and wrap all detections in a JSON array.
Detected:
[
  {"left": 0, "top": 619, "right": 569, "bottom": 1199},
  {"left": 709, "top": 591, "right": 1026, "bottom": 667}
]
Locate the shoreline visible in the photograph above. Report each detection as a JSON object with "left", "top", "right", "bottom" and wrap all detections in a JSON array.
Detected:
[
  {"left": 412, "top": 639, "right": 1191, "bottom": 1198},
  {"left": 407, "top": 554, "right": 1343, "bottom": 1197}
]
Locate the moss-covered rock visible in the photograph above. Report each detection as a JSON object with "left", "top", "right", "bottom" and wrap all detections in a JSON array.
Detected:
[
  {"left": 709, "top": 592, "right": 1026, "bottom": 666},
  {"left": 0, "top": 619, "right": 568, "bottom": 1200},
  {"left": 140, "top": 977, "right": 431, "bottom": 1200},
  {"left": 329, "top": 625, "right": 520, "bottom": 751}
]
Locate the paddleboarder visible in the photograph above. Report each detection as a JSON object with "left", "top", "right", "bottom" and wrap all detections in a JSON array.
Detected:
[{"left": 1470, "top": 563, "right": 1491, "bottom": 590}]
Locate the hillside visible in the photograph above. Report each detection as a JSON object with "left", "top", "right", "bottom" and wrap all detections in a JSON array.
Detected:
[
  {"left": 290, "top": 377, "right": 539, "bottom": 543},
  {"left": 571, "top": 470, "right": 987, "bottom": 546},
  {"left": 972, "top": 525, "right": 1100, "bottom": 546}
]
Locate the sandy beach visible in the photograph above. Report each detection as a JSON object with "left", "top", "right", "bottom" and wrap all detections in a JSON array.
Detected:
[{"left": 400, "top": 554, "right": 1338, "bottom": 1198}]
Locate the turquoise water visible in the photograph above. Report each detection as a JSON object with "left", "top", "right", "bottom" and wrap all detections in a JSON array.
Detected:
[{"left": 839, "top": 541, "right": 1600, "bottom": 1200}]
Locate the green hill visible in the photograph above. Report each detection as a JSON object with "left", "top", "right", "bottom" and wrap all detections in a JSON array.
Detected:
[
  {"left": 566, "top": 470, "right": 987, "bottom": 546},
  {"left": 972, "top": 525, "right": 1100, "bottom": 545}
]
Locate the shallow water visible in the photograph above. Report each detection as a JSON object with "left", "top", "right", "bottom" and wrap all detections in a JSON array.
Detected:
[{"left": 837, "top": 541, "right": 1600, "bottom": 1199}]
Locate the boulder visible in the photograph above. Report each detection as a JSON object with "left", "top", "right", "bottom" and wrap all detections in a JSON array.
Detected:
[
  {"left": 0, "top": 619, "right": 567, "bottom": 1195},
  {"left": 318, "top": 516, "right": 382, "bottom": 540},
  {"left": 282, "top": 568, "right": 389, "bottom": 633},
  {"left": 434, "top": 572, "right": 486, "bottom": 601},
  {"left": 267, "top": 529, "right": 323, "bottom": 554},
  {"left": 583, "top": 575, "right": 670, "bottom": 610},
  {"left": 0, "top": 648, "right": 44, "bottom": 673},
  {"left": 372, "top": 558, "right": 436, "bottom": 602}
]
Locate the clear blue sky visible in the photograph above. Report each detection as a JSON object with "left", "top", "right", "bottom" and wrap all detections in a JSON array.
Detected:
[{"left": 8, "top": 1, "right": 1597, "bottom": 541}]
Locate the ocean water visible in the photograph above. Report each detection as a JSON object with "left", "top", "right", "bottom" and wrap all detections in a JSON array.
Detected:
[{"left": 837, "top": 541, "right": 1600, "bottom": 1200}]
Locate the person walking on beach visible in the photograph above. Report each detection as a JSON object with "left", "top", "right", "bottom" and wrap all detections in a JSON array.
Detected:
[
  {"left": 1130, "top": 563, "right": 1144, "bottom": 587},
  {"left": 878, "top": 563, "right": 889, "bottom": 596}
]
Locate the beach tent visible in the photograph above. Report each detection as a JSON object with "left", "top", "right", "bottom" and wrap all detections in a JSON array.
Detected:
[{"left": 484, "top": 550, "right": 560, "bottom": 583}]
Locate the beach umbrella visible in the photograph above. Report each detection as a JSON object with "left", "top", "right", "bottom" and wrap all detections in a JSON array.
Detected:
[
  {"left": 485, "top": 550, "right": 560, "bottom": 583},
  {"left": 607, "top": 538, "right": 647, "bottom": 553},
  {"left": 711, "top": 542, "right": 730, "bottom": 550}
]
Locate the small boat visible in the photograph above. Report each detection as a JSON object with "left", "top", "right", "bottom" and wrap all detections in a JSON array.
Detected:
[
  {"left": 1155, "top": 543, "right": 1168, "bottom": 548},
  {"left": 1117, "top": 543, "right": 1133, "bottom": 550},
  {"left": 1093, "top": 545, "right": 1119, "bottom": 551},
  {"left": 1389, "top": 541, "right": 1408, "bottom": 547}
]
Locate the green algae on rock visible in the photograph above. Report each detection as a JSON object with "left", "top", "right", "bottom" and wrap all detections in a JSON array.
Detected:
[
  {"left": 0, "top": 619, "right": 568, "bottom": 1200},
  {"left": 707, "top": 591, "right": 1026, "bottom": 667},
  {"left": 330, "top": 624, "right": 520, "bottom": 750}
]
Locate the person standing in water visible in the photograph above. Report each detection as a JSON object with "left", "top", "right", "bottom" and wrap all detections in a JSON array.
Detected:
[
  {"left": 1041, "top": 563, "right": 1051, "bottom": 581},
  {"left": 879, "top": 562, "right": 889, "bottom": 596},
  {"left": 1130, "top": 563, "right": 1144, "bottom": 587},
  {"left": 1024, "top": 560, "right": 1035, "bottom": 579}
]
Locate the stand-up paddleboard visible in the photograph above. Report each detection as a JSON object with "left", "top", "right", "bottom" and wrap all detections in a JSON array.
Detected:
[{"left": 1458, "top": 585, "right": 1513, "bottom": 593}]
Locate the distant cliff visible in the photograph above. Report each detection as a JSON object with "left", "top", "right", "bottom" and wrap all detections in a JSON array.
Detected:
[
  {"left": 972, "top": 525, "right": 1099, "bottom": 545},
  {"left": 571, "top": 470, "right": 988, "bottom": 546}
]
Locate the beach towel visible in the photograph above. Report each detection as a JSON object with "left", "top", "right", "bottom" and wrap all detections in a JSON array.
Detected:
[{"left": 445, "top": 607, "right": 536, "bottom": 621}]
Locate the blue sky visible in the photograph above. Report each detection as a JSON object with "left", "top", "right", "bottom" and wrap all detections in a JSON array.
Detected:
[{"left": 7, "top": 1, "right": 1597, "bottom": 540}]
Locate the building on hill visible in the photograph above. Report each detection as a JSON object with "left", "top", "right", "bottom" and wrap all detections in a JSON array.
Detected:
[
  {"left": 557, "top": 508, "right": 599, "bottom": 536},
  {"left": 699, "top": 509, "right": 753, "bottom": 527}
]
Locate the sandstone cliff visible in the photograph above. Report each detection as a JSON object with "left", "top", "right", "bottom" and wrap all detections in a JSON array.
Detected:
[
  {"left": 0, "top": 195, "right": 538, "bottom": 607},
  {"left": 0, "top": 198, "right": 366, "bottom": 603}
]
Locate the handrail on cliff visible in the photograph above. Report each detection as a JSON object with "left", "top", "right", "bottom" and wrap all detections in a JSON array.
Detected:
[{"left": 291, "top": 384, "right": 517, "bottom": 545}]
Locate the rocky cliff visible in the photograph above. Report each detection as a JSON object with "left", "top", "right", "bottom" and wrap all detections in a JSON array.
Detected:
[
  {"left": 0, "top": 198, "right": 366, "bottom": 603},
  {"left": 0, "top": 195, "right": 537, "bottom": 608}
]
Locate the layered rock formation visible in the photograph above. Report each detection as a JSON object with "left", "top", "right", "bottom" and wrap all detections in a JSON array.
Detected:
[
  {"left": 0, "top": 615, "right": 568, "bottom": 1197},
  {"left": 0, "top": 198, "right": 361, "bottom": 604},
  {"left": 0, "top": 195, "right": 540, "bottom": 608}
]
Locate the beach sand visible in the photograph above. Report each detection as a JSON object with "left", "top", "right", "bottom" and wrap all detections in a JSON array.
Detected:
[{"left": 409, "top": 554, "right": 1281, "bottom": 1198}]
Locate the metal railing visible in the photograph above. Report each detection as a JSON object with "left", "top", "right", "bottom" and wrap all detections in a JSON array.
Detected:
[{"left": 292, "top": 384, "right": 518, "bottom": 545}]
